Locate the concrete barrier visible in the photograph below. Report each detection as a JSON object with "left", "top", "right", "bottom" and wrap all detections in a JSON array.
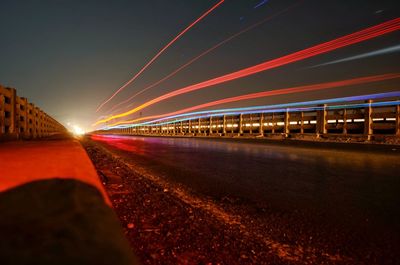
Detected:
[
  {"left": 0, "top": 136, "right": 139, "bottom": 265},
  {"left": 0, "top": 85, "right": 66, "bottom": 140}
]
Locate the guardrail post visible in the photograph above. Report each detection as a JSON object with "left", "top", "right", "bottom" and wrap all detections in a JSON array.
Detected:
[
  {"left": 316, "top": 104, "right": 327, "bottom": 137},
  {"left": 396, "top": 104, "right": 400, "bottom": 136},
  {"left": 364, "top": 99, "right": 373, "bottom": 140},
  {"left": 239, "top": 114, "right": 243, "bottom": 135},
  {"left": 284, "top": 109, "right": 290, "bottom": 137},
  {"left": 300, "top": 111, "right": 304, "bottom": 134},
  {"left": 248, "top": 114, "right": 251, "bottom": 134},
  {"left": 198, "top": 118, "right": 201, "bottom": 134},
  {"left": 209, "top": 116, "right": 212, "bottom": 135},
  {"left": 223, "top": 115, "right": 226, "bottom": 135},
  {"left": 271, "top": 113, "right": 275, "bottom": 134}
]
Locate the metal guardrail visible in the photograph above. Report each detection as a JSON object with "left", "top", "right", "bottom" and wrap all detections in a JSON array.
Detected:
[{"left": 0, "top": 85, "right": 66, "bottom": 140}]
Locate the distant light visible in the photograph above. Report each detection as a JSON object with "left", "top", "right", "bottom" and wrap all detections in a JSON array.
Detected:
[{"left": 72, "top": 125, "right": 85, "bottom": 135}]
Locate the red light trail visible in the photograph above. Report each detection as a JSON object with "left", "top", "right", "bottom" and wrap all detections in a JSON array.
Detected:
[
  {"left": 105, "top": 2, "right": 302, "bottom": 114},
  {"left": 108, "top": 72, "right": 400, "bottom": 127},
  {"left": 95, "top": 0, "right": 225, "bottom": 112},
  {"left": 95, "top": 17, "right": 400, "bottom": 126}
]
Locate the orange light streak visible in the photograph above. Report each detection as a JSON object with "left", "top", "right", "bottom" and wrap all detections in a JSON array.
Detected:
[
  {"left": 96, "top": 0, "right": 225, "bottom": 112},
  {"left": 95, "top": 18, "right": 400, "bottom": 126},
  {"left": 108, "top": 72, "right": 400, "bottom": 127},
  {"left": 106, "top": 2, "right": 302, "bottom": 114}
]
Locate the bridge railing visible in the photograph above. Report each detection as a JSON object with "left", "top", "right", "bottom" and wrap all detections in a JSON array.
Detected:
[
  {"left": 0, "top": 85, "right": 66, "bottom": 140},
  {"left": 96, "top": 95, "right": 400, "bottom": 142}
]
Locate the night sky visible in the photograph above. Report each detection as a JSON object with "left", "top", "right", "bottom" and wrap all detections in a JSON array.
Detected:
[{"left": 0, "top": 0, "right": 399, "bottom": 131}]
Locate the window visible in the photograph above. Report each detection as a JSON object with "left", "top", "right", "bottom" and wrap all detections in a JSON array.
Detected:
[
  {"left": 4, "top": 97, "right": 11, "bottom": 104},
  {"left": 5, "top": 111, "right": 11, "bottom": 118}
]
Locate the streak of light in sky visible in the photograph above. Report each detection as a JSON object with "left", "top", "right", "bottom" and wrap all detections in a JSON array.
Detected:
[
  {"left": 95, "top": 0, "right": 225, "bottom": 112},
  {"left": 94, "top": 18, "right": 400, "bottom": 126},
  {"left": 311, "top": 44, "right": 400, "bottom": 67},
  {"left": 105, "top": 1, "right": 302, "bottom": 115},
  {"left": 146, "top": 100, "right": 400, "bottom": 127},
  {"left": 254, "top": 0, "right": 269, "bottom": 9},
  {"left": 137, "top": 91, "right": 400, "bottom": 126},
  {"left": 106, "top": 73, "right": 400, "bottom": 127},
  {"left": 103, "top": 92, "right": 400, "bottom": 129}
]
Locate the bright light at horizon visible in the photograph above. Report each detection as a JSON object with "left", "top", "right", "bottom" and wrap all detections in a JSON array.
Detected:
[{"left": 72, "top": 125, "right": 85, "bottom": 135}]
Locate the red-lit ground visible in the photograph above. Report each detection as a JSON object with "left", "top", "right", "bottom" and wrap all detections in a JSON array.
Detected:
[{"left": 0, "top": 135, "right": 108, "bottom": 203}]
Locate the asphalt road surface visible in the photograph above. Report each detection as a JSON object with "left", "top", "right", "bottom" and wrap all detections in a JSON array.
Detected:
[{"left": 89, "top": 135, "right": 400, "bottom": 264}]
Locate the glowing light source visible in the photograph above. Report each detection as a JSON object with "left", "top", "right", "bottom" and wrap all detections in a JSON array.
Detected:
[
  {"left": 95, "top": 18, "right": 400, "bottom": 125},
  {"left": 72, "top": 125, "right": 85, "bottom": 136}
]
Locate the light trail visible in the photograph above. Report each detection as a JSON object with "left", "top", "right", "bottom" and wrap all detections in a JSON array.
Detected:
[
  {"left": 153, "top": 100, "right": 400, "bottom": 127},
  {"left": 95, "top": 0, "right": 225, "bottom": 112},
  {"left": 144, "top": 91, "right": 400, "bottom": 125},
  {"left": 254, "top": 0, "right": 269, "bottom": 9},
  {"left": 105, "top": 2, "right": 302, "bottom": 114},
  {"left": 106, "top": 73, "right": 400, "bottom": 127},
  {"left": 311, "top": 43, "right": 400, "bottom": 67},
  {"left": 103, "top": 93, "right": 400, "bottom": 129},
  {"left": 94, "top": 17, "right": 400, "bottom": 126}
]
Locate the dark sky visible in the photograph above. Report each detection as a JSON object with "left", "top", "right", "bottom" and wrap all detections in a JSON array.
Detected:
[{"left": 0, "top": 0, "right": 399, "bottom": 131}]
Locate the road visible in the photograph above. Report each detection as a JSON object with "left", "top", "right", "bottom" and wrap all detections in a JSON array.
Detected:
[{"left": 89, "top": 134, "right": 400, "bottom": 264}]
